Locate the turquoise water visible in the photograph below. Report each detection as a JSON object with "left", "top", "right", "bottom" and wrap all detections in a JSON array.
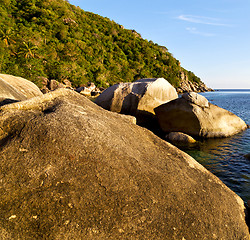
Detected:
[{"left": 180, "top": 90, "right": 250, "bottom": 202}]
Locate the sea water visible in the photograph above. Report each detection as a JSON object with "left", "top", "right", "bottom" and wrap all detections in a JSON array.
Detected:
[{"left": 180, "top": 90, "right": 250, "bottom": 202}]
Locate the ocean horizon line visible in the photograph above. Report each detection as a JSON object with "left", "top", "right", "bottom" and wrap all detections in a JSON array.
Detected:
[{"left": 214, "top": 88, "right": 250, "bottom": 91}]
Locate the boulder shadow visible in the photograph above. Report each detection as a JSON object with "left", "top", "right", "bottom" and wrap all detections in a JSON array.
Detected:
[{"left": 0, "top": 98, "right": 20, "bottom": 107}]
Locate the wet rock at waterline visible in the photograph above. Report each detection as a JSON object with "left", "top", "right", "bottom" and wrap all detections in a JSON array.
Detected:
[
  {"left": 155, "top": 92, "right": 247, "bottom": 138},
  {"left": 166, "top": 132, "right": 196, "bottom": 144},
  {"left": 0, "top": 89, "right": 249, "bottom": 239},
  {"left": 244, "top": 153, "right": 250, "bottom": 160}
]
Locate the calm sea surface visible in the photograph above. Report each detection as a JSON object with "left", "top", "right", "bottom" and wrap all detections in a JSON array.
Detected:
[{"left": 180, "top": 90, "right": 250, "bottom": 202}]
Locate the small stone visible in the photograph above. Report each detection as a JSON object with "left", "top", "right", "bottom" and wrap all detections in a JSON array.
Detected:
[
  {"left": 68, "top": 203, "right": 73, "bottom": 208},
  {"left": 19, "top": 148, "right": 28, "bottom": 152},
  {"left": 8, "top": 215, "right": 17, "bottom": 220},
  {"left": 64, "top": 220, "right": 70, "bottom": 225},
  {"left": 166, "top": 132, "right": 196, "bottom": 144}
]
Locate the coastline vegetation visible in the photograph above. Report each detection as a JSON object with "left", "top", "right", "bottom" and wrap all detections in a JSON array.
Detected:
[{"left": 0, "top": 0, "right": 201, "bottom": 88}]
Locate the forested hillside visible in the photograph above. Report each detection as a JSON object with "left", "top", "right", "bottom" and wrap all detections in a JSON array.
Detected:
[{"left": 0, "top": 0, "right": 203, "bottom": 89}]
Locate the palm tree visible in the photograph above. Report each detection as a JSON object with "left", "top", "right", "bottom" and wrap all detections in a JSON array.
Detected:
[
  {"left": 0, "top": 29, "right": 16, "bottom": 46},
  {"left": 18, "top": 41, "right": 38, "bottom": 59}
]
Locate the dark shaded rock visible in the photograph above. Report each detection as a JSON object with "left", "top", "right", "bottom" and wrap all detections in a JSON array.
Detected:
[
  {"left": 75, "top": 86, "right": 85, "bottom": 93},
  {"left": 155, "top": 92, "right": 247, "bottom": 138},
  {"left": 0, "top": 98, "right": 19, "bottom": 107},
  {"left": 246, "top": 200, "right": 250, "bottom": 230},
  {"left": 166, "top": 132, "right": 196, "bottom": 144},
  {"left": 244, "top": 153, "right": 250, "bottom": 160},
  {"left": 91, "top": 91, "right": 100, "bottom": 96},
  {"left": 0, "top": 89, "right": 249, "bottom": 239}
]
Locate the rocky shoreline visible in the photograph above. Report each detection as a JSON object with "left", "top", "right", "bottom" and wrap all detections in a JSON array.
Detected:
[
  {"left": 0, "top": 73, "right": 249, "bottom": 239},
  {"left": 176, "top": 79, "right": 213, "bottom": 93},
  {"left": 38, "top": 76, "right": 214, "bottom": 98}
]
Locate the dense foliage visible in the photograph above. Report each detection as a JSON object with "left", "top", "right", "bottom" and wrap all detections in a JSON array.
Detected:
[{"left": 0, "top": 0, "right": 201, "bottom": 88}]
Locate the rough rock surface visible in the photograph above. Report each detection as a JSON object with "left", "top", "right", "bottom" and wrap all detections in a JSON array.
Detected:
[
  {"left": 0, "top": 74, "right": 42, "bottom": 105},
  {"left": 155, "top": 92, "right": 247, "bottom": 138},
  {"left": 76, "top": 82, "right": 100, "bottom": 97},
  {"left": 40, "top": 78, "right": 73, "bottom": 93},
  {"left": 182, "top": 92, "right": 209, "bottom": 108},
  {"left": 0, "top": 89, "right": 249, "bottom": 239},
  {"left": 95, "top": 78, "right": 178, "bottom": 118},
  {"left": 176, "top": 73, "right": 213, "bottom": 93},
  {"left": 166, "top": 132, "right": 196, "bottom": 143}
]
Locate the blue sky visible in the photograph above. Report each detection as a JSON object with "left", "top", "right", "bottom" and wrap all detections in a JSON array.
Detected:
[{"left": 69, "top": 0, "right": 250, "bottom": 89}]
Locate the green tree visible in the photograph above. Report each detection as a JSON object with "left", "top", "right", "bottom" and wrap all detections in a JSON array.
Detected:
[
  {"left": 18, "top": 41, "right": 38, "bottom": 59},
  {"left": 0, "top": 0, "right": 202, "bottom": 89}
]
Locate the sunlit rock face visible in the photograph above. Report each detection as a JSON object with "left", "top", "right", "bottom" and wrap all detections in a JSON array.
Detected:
[
  {"left": 0, "top": 74, "right": 42, "bottom": 106},
  {"left": 155, "top": 92, "right": 247, "bottom": 138},
  {"left": 95, "top": 78, "right": 178, "bottom": 119},
  {"left": 0, "top": 89, "right": 249, "bottom": 239}
]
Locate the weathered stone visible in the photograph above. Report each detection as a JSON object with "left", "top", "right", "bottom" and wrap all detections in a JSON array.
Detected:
[
  {"left": 182, "top": 92, "right": 209, "bottom": 108},
  {"left": 178, "top": 73, "right": 213, "bottom": 93},
  {"left": 38, "top": 76, "right": 50, "bottom": 94},
  {"left": 79, "top": 87, "right": 92, "bottom": 96},
  {"left": 87, "top": 82, "right": 96, "bottom": 91},
  {"left": 0, "top": 89, "right": 249, "bottom": 239},
  {"left": 155, "top": 93, "right": 247, "bottom": 138},
  {"left": 76, "top": 83, "right": 97, "bottom": 97},
  {"left": 0, "top": 73, "right": 42, "bottom": 105},
  {"left": 63, "top": 79, "right": 72, "bottom": 89},
  {"left": 41, "top": 87, "right": 50, "bottom": 94},
  {"left": 95, "top": 78, "right": 178, "bottom": 119},
  {"left": 166, "top": 132, "right": 196, "bottom": 143},
  {"left": 49, "top": 79, "right": 65, "bottom": 91}
]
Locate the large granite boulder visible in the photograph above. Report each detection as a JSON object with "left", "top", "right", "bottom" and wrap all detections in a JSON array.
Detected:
[
  {"left": 0, "top": 74, "right": 42, "bottom": 106},
  {"left": 0, "top": 89, "right": 249, "bottom": 239},
  {"left": 95, "top": 78, "right": 178, "bottom": 118},
  {"left": 155, "top": 92, "right": 248, "bottom": 138}
]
